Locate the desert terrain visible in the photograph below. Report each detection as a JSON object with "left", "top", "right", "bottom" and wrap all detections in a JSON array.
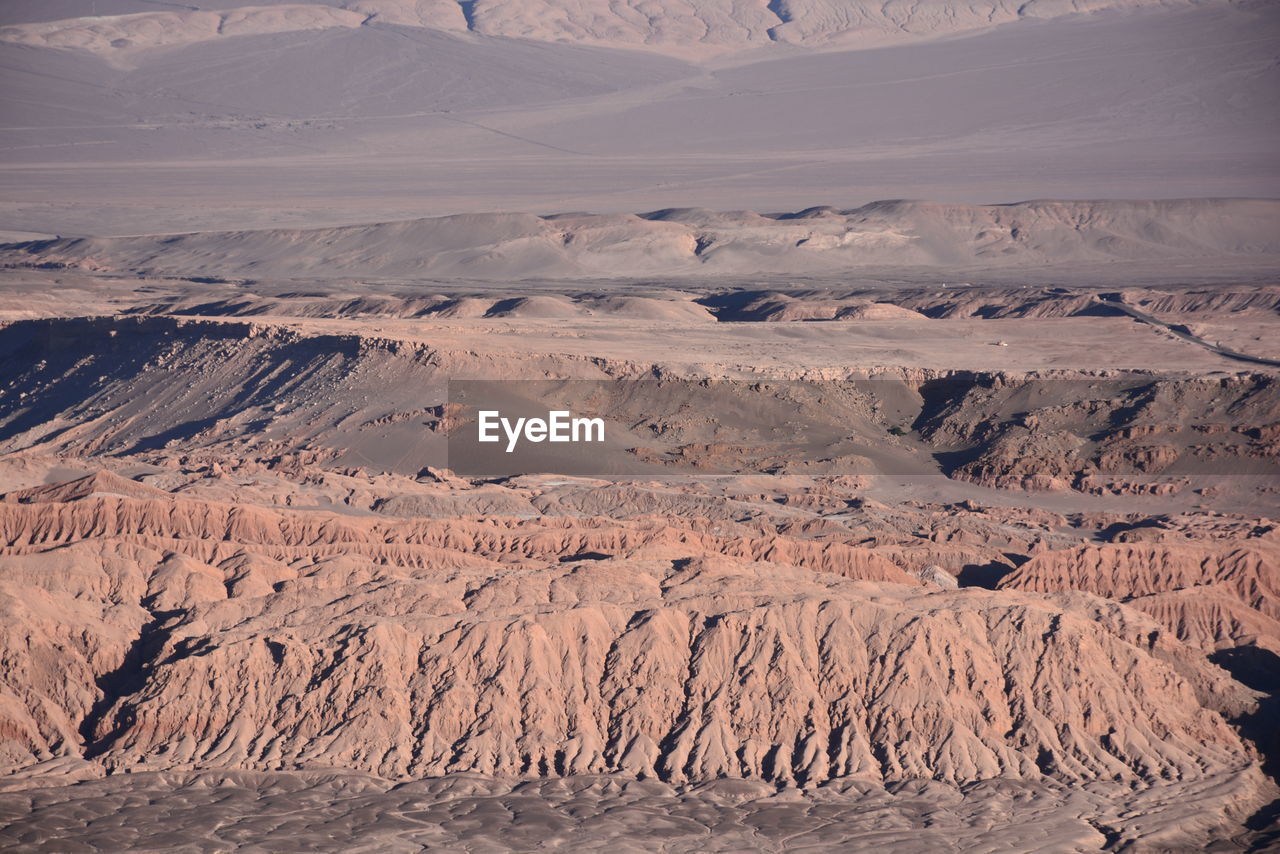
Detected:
[{"left": 1, "top": 1, "right": 1279, "bottom": 852}]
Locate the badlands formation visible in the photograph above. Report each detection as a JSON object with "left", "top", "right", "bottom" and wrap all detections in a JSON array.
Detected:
[
  {"left": 0, "top": 270, "right": 1277, "bottom": 851},
  {"left": 0, "top": 0, "right": 1278, "bottom": 852}
]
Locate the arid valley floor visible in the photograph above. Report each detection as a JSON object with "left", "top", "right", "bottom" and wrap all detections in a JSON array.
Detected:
[{"left": 2, "top": 1, "right": 1279, "bottom": 852}]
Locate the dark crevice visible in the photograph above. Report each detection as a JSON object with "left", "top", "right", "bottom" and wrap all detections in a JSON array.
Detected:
[
  {"left": 1086, "top": 818, "right": 1125, "bottom": 851},
  {"left": 559, "top": 551, "right": 612, "bottom": 562},
  {"left": 1227, "top": 695, "right": 1280, "bottom": 851},
  {"left": 910, "top": 374, "right": 986, "bottom": 434},
  {"left": 265, "top": 639, "right": 286, "bottom": 667},
  {"left": 1211, "top": 647, "right": 1280, "bottom": 780},
  {"left": 1209, "top": 646, "right": 1280, "bottom": 696},
  {"left": 955, "top": 562, "right": 1016, "bottom": 589},
  {"left": 1243, "top": 796, "right": 1280, "bottom": 852},
  {"left": 78, "top": 609, "right": 184, "bottom": 760},
  {"left": 1208, "top": 644, "right": 1280, "bottom": 851},
  {"left": 765, "top": 0, "right": 790, "bottom": 41},
  {"left": 457, "top": 0, "right": 479, "bottom": 31},
  {"left": 1094, "top": 518, "right": 1167, "bottom": 543}
]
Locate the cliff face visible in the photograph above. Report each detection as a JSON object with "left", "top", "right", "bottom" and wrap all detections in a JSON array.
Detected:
[{"left": 2, "top": 317, "right": 1276, "bottom": 484}]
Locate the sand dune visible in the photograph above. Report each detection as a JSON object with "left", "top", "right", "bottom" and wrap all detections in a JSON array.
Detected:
[
  {"left": 0, "top": 6, "right": 366, "bottom": 57},
  {"left": 6, "top": 199, "right": 1277, "bottom": 279},
  {"left": 0, "top": 0, "right": 1208, "bottom": 58}
]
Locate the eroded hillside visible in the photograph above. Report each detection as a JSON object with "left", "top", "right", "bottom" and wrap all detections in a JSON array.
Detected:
[{"left": 0, "top": 277, "right": 1277, "bottom": 851}]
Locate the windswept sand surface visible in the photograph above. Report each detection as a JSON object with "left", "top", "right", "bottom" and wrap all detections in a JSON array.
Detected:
[
  {"left": 0, "top": 769, "right": 1270, "bottom": 853},
  {"left": 0, "top": 0, "right": 1213, "bottom": 57}
]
